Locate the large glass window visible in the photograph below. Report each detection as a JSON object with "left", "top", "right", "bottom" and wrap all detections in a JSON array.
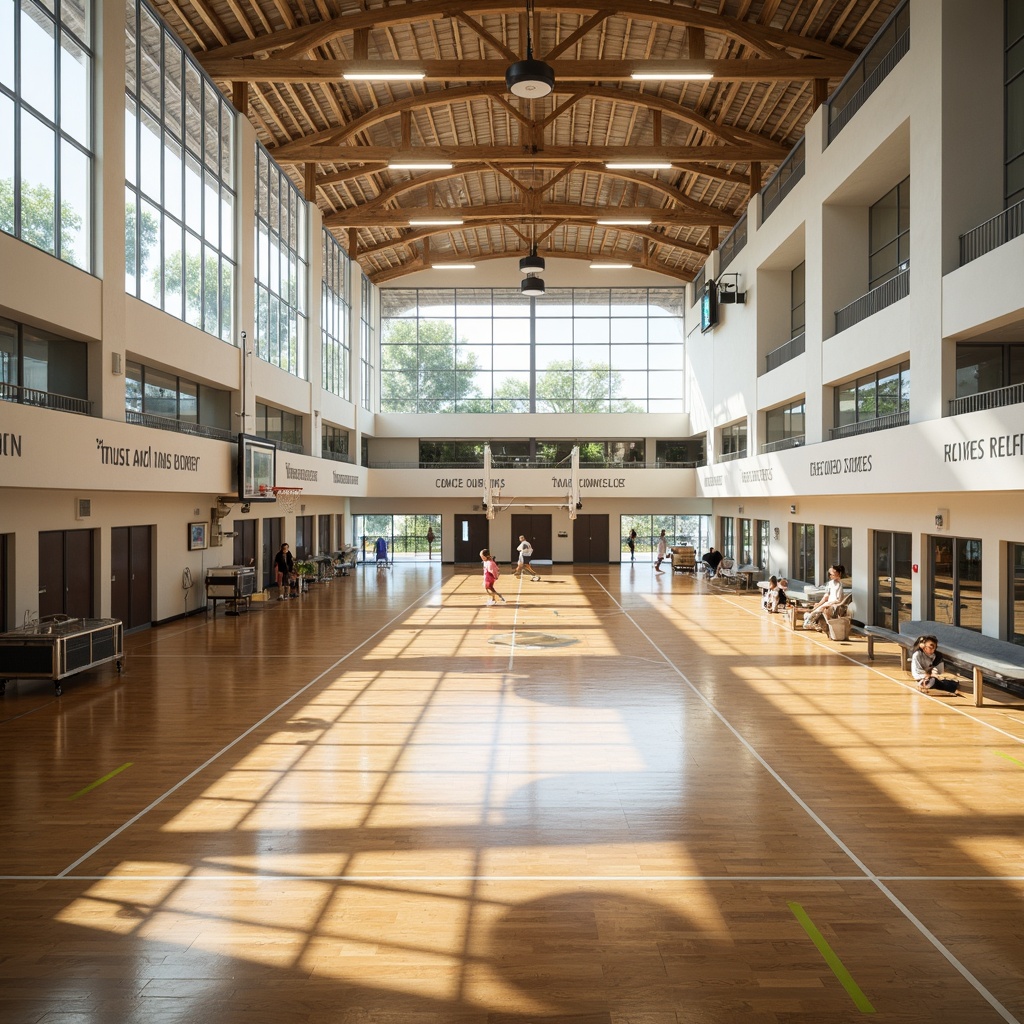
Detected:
[
  {"left": 792, "top": 523, "right": 815, "bottom": 583},
  {"left": 835, "top": 360, "right": 910, "bottom": 426},
  {"left": 255, "top": 401, "right": 302, "bottom": 449},
  {"left": 869, "top": 177, "right": 910, "bottom": 289},
  {"left": 955, "top": 342, "right": 1024, "bottom": 397},
  {"left": 929, "top": 535, "right": 982, "bottom": 631},
  {"left": 255, "top": 143, "right": 306, "bottom": 376},
  {"left": 719, "top": 516, "right": 735, "bottom": 559},
  {"left": 352, "top": 513, "right": 441, "bottom": 562},
  {"left": 1008, "top": 0, "right": 1024, "bottom": 206},
  {"left": 791, "top": 262, "right": 805, "bottom": 337},
  {"left": 1010, "top": 542, "right": 1024, "bottom": 646},
  {"left": 379, "top": 287, "right": 685, "bottom": 414},
  {"left": 1, "top": 0, "right": 93, "bottom": 269},
  {"left": 719, "top": 421, "right": 747, "bottom": 460},
  {"left": 0, "top": 314, "right": 87, "bottom": 408},
  {"left": 823, "top": 526, "right": 852, "bottom": 586},
  {"left": 618, "top": 514, "right": 711, "bottom": 562},
  {"left": 125, "top": 0, "right": 235, "bottom": 339},
  {"left": 655, "top": 438, "right": 705, "bottom": 466},
  {"left": 125, "top": 359, "right": 230, "bottom": 430},
  {"left": 765, "top": 399, "right": 805, "bottom": 448},
  {"left": 321, "top": 229, "right": 349, "bottom": 399},
  {"left": 321, "top": 423, "right": 349, "bottom": 458},
  {"left": 360, "top": 273, "right": 373, "bottom": 410}
]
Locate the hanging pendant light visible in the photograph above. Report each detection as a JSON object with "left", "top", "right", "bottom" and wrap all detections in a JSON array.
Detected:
[
  {"left": 519, "top": 247, "right": 545, "bottom": 274},
  {"left": 505, "top": 1, "right": 554, "bottom": 98},
  {"left": 521, "top": 276, "right": 546, "bottom": 297}
]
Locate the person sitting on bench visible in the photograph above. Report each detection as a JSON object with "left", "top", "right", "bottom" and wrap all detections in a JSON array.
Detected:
[{"left": 803, "top": 564, "right": 845, "bottom": 631}]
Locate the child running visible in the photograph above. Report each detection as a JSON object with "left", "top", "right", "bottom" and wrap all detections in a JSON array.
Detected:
[{"left": 480, "top": 548, "right": 506, "bottom": 606}]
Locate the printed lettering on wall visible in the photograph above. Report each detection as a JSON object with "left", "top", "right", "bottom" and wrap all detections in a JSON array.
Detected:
[{"left": 96, "top": 439, "right": 200, "bottom": 472}]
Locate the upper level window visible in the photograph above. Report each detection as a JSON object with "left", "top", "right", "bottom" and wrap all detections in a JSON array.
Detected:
[
  {"left": 255, "top": 143, "right": 307, "bottom": 377},
  {"left": 125, "top": 0, "right": 235, "bottom": 340},
  {"left": 1, "top": 0, "right": 93, "bottom": 270},
  {"left": 125, "top": 359, "right": 231, "bottom": 430},
  {"left": 719, "top": 421, "right": 747, "bottom": 460},
  {"left": 836, "top": 359, "right": 909, "bottom": 426},
  {"left": 791, "top": 262, "right": 805, "bottom": 337},
  {"left": 869, "top": 177, "right": 910, "bottom": 289},
  {"left": 1008, "top": 0, "right": 1024, "bottom": 205},
  {"left": 255, "top": 401, "right": 301, "bottom": 448},
  {"left": 0, "top": 313, "right": 89, "bottom": 412},
  {"left": 321, "top": 229, "right": 350, "bottom": 400},
  {"left": 765, "top": 399, "right": 805, "bottom": 446},
  {"left": 955, "top": 342, "right": 1024, "bottom": 397},
  {"left": 360, "top": 272, "right": 373, "bottom": 410}
]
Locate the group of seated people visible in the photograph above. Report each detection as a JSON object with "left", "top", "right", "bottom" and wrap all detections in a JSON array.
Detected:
[{"left": 761, "top": 575, "right": 789, "bottom": 613}]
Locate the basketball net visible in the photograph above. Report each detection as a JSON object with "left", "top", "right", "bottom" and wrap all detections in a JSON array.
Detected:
[{"left": 272, "top": 486, "right": 302, "bottom": 514}]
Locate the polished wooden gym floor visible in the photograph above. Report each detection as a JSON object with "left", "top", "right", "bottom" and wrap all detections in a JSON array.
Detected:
[{"left": 2, "top": 563, "right": 1023, "bottom": 1024}]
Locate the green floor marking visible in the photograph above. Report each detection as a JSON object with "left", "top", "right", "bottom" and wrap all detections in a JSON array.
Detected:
[
  {"left": 69, "top": 762, "right": 133, "bottom": 801},
  {"left": 995, "top": 751, "right": 1024, "bottom": 769},
  {"left": 788, "top": 901, "right": 876, "bottom": 1014}
]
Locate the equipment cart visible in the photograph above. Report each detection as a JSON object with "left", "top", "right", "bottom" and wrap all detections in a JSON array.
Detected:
[
  {"left": 0, "top": 615, "right": 124, "bottom": 695},
  {"left": 205, "top": 565, "right": 257, "bottom": 615}
]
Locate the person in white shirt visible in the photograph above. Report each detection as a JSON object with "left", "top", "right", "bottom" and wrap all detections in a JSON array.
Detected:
[
  {"left": 803, "top": 564, "right": 846, "bottom": 631},
  {"left": 655, "top": 530, "right": 668, "bottom": 573},
  {"left": 514, "top": 535, "right": 541, "bottom": 580}
]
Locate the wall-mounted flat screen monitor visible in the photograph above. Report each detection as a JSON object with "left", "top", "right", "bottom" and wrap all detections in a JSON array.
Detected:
[
  {"left": 237, "top": 434, "right": 277, "bottom": 501},
  {"left": 700, "top": 280, "right": 718, "bottom": 333}
]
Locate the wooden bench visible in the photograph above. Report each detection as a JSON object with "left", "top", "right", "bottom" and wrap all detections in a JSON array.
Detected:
[
  {"left": 899, "top": 620, "right": 1024, "bottom": 707},
  {"left": 857, "top": 624, "right": 916, "bottom": 670}
]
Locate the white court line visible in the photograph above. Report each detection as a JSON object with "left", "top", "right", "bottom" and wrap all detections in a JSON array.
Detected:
[
  {"left": 594, "top": 575, "right": 1021, "bottom": 1024},
  {"left": 57, "top": 576, "right": 449, "bottom": 879},
  {"left": 720, "top": 591, "right": 1024, "bottom": 747}
]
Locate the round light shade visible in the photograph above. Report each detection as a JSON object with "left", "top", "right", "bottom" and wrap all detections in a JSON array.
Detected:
[
  {"left": 521, "top": 276, "right": 546, "bottom": 297},
  {"left": 519, "top": 253, "right": 545, "bottom": 274},
  {"left": 505, "top": 59, "right": 555, "bottom": 98}
]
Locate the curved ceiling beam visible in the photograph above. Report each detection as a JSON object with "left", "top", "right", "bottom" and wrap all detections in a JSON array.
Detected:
[
  {"left": 270, "top": 83, "right": 784, "bottom": 161},
  {"left": 326, "top": 201, "right": 729, "bottom": 229},
  {"left": 369, "top": 248, "right": 693, "bottom": 285},
  {"left": 321, "top": 163, "right": 738, "bottom": 224},
  {"left": 200, "top": 0, "right": 855, "bottom": 64}
]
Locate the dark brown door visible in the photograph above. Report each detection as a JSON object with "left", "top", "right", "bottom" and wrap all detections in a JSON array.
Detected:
[
  {"left": 232, "top": 519, "right": 257, "bottom": 567},
  {"left": 0, "top": 533, "right": 9, "bottom": 632},
  {"left": 510, "top": 513, "right": 552, "bottom": 562},
  {"left": 453, "top": 514, "right": 489, "bottom": 564},
  {"left": 112, "top": 525, "right": 153, "bottom": 631},
  {"left": 39, "top": 529, "right": 94, "bottom": 618},
  {"left": 262, "top": 518, "right": 283, "bottom": 590},
  {"left": 318, "top": 515, "right": 331, "bottom": 555},
  {"left": 111, "top": 527, "right": 130, "bottom": 624},
  {"left": 295, "top": 515, "right": 314, "bottom": 559},
  {"left": 573, "top": 515, "right": 610, "bottom": 564}
]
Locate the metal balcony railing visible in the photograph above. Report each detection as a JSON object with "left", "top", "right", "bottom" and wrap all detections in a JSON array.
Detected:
[
  {"left": 761, "top": 139, "right": 805, "bottom": 222},
  {"left": 321, "top": 449, "right": 356, "bottom": 464},
  {"left": 125, "top": 411, "right": 233, "bottom": 440},
  {"left": 717, "top": 448, "right": 747, "bottom": 463},
  {"left": 959, "top": 198, "right": 1024, "bottom": 265},
  {"left": 948, "top": 382, "right": 1024, "bottom": 416},
  {"left": 275, "top": 439, "right": 304, "bottom": 455},
  {"left": 718, "top": 214, "right": 747, "bottom": 273},
  {"left": 827, "top": 1, "right": 909, "bottom": 143},
  {"left": 1, "top": 381, "right": 92, "bottom": 415},
  {"left": 760, "top": 435, "right": 805, "bottom": 454},
  {"left": 828, "top": 411, "right": 909, "bottom": 440},
  {"left": 763, "top": 332, "right": 805, "bottom": 374},
  {"left": 834, "top": 265, "right": 909, "bottom": 333}
]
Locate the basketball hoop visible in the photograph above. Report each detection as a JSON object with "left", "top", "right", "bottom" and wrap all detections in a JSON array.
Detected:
[{"left": 271, "top": 486, "right": 302, "bottom": 513}]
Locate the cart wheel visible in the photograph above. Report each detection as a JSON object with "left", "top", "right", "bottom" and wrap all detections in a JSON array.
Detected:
[{"left": 55, "top": 683, "right": 63, "bottom": 696}]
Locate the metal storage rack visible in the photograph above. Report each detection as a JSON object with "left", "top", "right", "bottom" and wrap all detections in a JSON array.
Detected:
[{"left": 0, "top": 616, "right": 124, "bottom": 695}]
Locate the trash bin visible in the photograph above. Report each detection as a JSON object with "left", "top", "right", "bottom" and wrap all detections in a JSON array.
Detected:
[{"left": 826, "top": 616, "right": 851, "bottom": 641}]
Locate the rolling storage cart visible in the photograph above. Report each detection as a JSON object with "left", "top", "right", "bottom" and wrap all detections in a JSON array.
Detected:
[{"left": 0, "top": 615, "right": 124, "bottom": 696}]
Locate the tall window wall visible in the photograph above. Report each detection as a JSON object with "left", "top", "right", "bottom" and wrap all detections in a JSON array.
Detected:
[
  {"left": 379, "top": 288, "right": 686, "bottom": 414},
  {"left": 321, "top": 229, "right": 349, "bottom": 400},
  {"left": 125, "top": 0, "right": 235, "bottom": 339},
  {"left": 254, "top": 143, "right": 306, "bottom": 377},
  {"left": 1, "top": 0, "right": 93, "bottom": 270},
  {"left": 360, "top": 273, "right": 373, "bottom": 411},
  {"left": 1008, "top": 1, "right": 1024, "bottom": 206}
]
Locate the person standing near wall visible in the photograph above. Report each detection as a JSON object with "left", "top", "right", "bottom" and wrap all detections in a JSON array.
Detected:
[
  {"left": 274, "top": 543, "right": 296, "bottom": 600},
  {"left": 627, "top": 528, "right": 637, "bottom": 561},
  {"left": 655, "top": 530, "right": 668, "bottom": 573}
]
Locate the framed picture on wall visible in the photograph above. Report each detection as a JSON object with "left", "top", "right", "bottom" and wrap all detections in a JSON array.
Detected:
[{"left": 188, "top": 522, "right": 208, "bottom": 550}]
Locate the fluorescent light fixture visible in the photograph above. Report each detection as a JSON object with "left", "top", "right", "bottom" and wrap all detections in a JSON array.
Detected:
[
  {"left": 431, "top": 263, "right": 476, "bottom": 270},
  {"left": 605, "top": 162, "right": 672, "bottom": 170},
  {"left": 597, "top": 218, "right": 651, "bottom": 226},
  {"left": 343, "top": 71, "right": 426, "bottom": 81},
  {"left": 630, "top": 72, "right": 713, "bottom": 81},
  {"left": 389, "top": 161, "right": 453, "bottom": 170},
  {"left": 408, "top": 218, "right": 464, "bottom": 226},
  {"left": 590, "top": 263, "right": 633, "bottom": 269}
]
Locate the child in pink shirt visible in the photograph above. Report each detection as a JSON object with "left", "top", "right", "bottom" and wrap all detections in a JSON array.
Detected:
[{"left": 480, "top": 549, "right": 506, "bottom": 606}]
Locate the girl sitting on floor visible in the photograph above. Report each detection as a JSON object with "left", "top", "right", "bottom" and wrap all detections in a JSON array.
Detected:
[{"left": 910, "top": 634, "right": 963, "bottom": 695}]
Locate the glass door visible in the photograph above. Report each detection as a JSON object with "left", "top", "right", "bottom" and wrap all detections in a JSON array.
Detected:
[
  {"left": 929, "top": 536, "right": 982, "bottom": 631},
  {"left": 873, "top": 531, "right": 912, "bottom": 630}
]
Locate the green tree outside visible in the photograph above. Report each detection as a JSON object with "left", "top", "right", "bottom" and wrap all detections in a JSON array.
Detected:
[{"left": 0, "top": 179, "right": 83, "bottom": 266}]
